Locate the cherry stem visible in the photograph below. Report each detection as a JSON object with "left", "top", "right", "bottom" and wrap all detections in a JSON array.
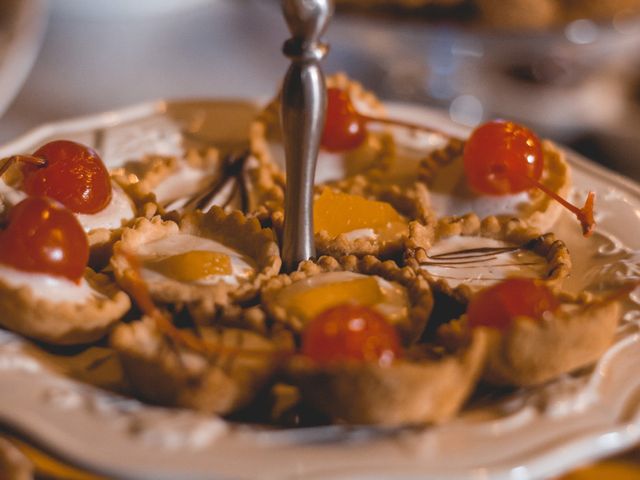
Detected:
[
  {"left": 358, "top": 113, "right": 451, "bottom": 139},
  {"left": 520, "top": 173, "right": 595, "bottom": 237},
  {"left": 0, "top": 155, "right": 47, "bottom": 178}
]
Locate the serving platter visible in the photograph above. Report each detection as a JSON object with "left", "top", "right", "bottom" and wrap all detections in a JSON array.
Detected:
[{"left": 0, "top": 99, "right": 639, "bottom": 480}]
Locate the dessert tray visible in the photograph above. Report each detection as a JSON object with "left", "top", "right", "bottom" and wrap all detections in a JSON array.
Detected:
[{"left": 0, "top": 98, "right": 639, "bottom": 480}]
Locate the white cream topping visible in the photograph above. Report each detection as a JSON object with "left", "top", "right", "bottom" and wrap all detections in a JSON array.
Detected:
[
  {"left": 421, "top": 236, "right": 548, "bottom": 289},
  {"left": 0, "top": 264, "right": 97, "bottom": 303},
  {"left": 76, "top": 182, "right": 136, "bottom": 232},
  {"left": 267, "top": 140, "right": 379, "bottom": 185},
  {"left": 137, "top": 233, "right": 254, "bottom": 286},
  {"left": 428, "top": 157, "right": 530, "bottom": 219},
  {"left": 0, "top": 179, "right": 27, "bottom": 208},
  {"left": 152, "top": 163, "right": 212, "bottom": 207},
  {"left": 342, "top": 228, "right": 377, "bottom": 242}
]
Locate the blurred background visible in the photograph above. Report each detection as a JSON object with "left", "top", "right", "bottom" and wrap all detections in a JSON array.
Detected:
[{"left": 0, "top": 0, "right": 638, "bottom": 180}]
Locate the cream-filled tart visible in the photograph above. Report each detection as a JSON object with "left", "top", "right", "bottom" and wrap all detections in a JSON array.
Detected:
[
  {"left": 262, "top": 255, "right": 433, "bottom": 345},
  {"left": 251, "top": 72, "right": 395, "bottom": 186},
  {"left": 0, "top": 267, "right": 130, "bottom": 346},
  {"left": 419, "top": 137, "right": 571, "bottom": 232},
  {"left": 289, "top": 328, "right": 487, "bottom": 425},
  {"left": 111, "top": 317, "right": 284, "bottom": 414},
  {"left": 406, "top": 214, "right": 571, "bottom": 302},
  {"left": 111, "top": 207, "right": 281, "bottom": 316},
  {"left": 111, "top": 147, "right": 282, "bottom": 219}
]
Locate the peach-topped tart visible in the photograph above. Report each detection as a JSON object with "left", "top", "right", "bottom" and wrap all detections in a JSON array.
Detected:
[
  {"left": 270, "top": 180, "right": 433, "bottom": 258},
  {"left": 251, "top": 72, "right": 395, "bottom": 186},
  {"left": 288, "top": 304, "right": 488, "bottom": 425},
  {"left": 0, "top": 140, "right": 138, "bottom": 267},
  {"left": 406, "top": 213, "right": 571, "bottom": 302},
  {"left": 0, "top": 197, "right": 130, "bottom": 345},
  {"left": 111, "top": 206, "right": 281, "bottom": 317},
  {"left": 262, "top": 255, "right": 433, "bottom": 344},
  {"left": 438, "top": 278, "right": 626, "bottom": 387}
]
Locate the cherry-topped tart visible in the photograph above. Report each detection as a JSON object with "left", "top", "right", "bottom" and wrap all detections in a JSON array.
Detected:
[
  {"left": 440, "top": 278, "right": 624, "bottom": 386},
  {"left": 0, "top": 197, "right": 130, "bottom": 345},
  {"left": 0, "top": 140, "right": 137, "bottom": 263}
]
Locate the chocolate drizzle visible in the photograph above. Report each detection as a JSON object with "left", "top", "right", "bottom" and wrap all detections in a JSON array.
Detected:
[{"left": 420, "top": 242, "right": 547, "bottom": 282}]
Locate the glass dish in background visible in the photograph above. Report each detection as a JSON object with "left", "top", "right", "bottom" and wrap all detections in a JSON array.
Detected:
[{"left": 320, "top": 1, "right": 640, "bottom": 180}]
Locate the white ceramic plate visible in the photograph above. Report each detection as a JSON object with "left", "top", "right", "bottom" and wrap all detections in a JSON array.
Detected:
[{"left": 0, "top": 100, "right": 639, "bottom": 480}]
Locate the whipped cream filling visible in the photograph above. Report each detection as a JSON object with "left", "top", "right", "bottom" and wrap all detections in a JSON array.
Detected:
[
  {"left": 152, "top": 163, "right": 212, "bottom": 207},
  {"left": 0, "top": 179, "right": 27, "bottom": 209},
  {"left": 0, "top": 264, "right": 97, "bottom": 303},
  {"left": 267, "top": 139, "right": 380, "bottom": 185},
  {"left": 421, "top": 236, "right": 548, "bottom": 290},
  {"left": 342, "top": 228, "right": 377, "bottom": 242},
  {"left": 157, "top": 156, "right": 255, "bottom": 212},
  {"left": 77, "top": 182, "right": 136, "bottom": 232},
  {"left": 137, "top": 233, "right": 255, "bottom": 286},
  {"left": 428, "top": 157, "right": 530, "bottom": 219}
]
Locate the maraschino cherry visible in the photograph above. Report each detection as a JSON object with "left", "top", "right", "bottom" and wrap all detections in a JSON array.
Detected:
[
  {"left": 467, "top": 278, "right": 560, "bottom": 331},
  {"left": 0, "top": 140, "right": 112, "bottom": 214},
  {"left": 321, "top": 87, "right": 446, "bottom": 152},
  {"left": 301, "top": 304, "right": 402, "bottom": 366},
  {"left": 0, "top": 197, "right": 89, "bottom": 283},
  {"left": 463, "top": 120, "right": 595, "bottom": 236}
]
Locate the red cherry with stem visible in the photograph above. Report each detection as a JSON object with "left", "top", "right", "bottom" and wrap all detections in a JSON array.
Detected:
[
  {"left": 321, "top": 88, "right": 368, "bottom": 152},
  {"left": 321, "top": 87, "right": 447, "bottom": 152},
  {"left": 0, "top": 197, "right": 89, "bottom": 282},
  {"left": 301, "top": 304, "right": 402, "bottom": 366},
  {"left": 463, "top": 120, "right": 595, "bottom": 237},
  {"left": 0, "top": 140, "right": 112, "bottom": 214},
  {"left": 467, "top": 278, "right": 560, "bottom": 331}
]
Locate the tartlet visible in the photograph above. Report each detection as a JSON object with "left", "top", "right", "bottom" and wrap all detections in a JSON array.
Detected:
[
  {"left": 269, "top": 179, "right": 434, "bottom": 259},
  {"left": 262, "top": 254, "right": 433, "bottom": 345},
  {"left": 419, "top": 137, "right": 571, "bottom": 232},
  {"left": 406, "top": 214, "right": 571, "bottom": 302},
  {"left": 0, "top": 162, "right": 139, "bottom": 268},
  {"left": 251, "top": 72, "right": 395, "bottom": 186},
  {"left": 111, "top": 207, "right": 281, "bottom": 318},
  {"left": 288, "top": 328, "right": 487, "bottom": 425},
  {"left": 0, "top": 267, "right": 130, "bottom": 345},
  {"left": 111, "top": 147, "right": 283, "bottom": 220},
  {"left": 440, "top": 296, "right": 622, "bottom": 387},
  {"left": 111, "top": 317, "right": 284, "bottom": 414}
]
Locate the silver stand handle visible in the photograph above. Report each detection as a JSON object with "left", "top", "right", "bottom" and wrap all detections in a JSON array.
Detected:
[{"left": 280, "top": 0, "right": 333, "bottom": 272}]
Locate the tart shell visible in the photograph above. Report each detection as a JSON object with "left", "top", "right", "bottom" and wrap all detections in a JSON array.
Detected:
[
  {"left": 111, "top": 207, "right": 281, "bottom": 315},
  {"left": 406, "top": 214, "right": 571, "bottom": 302},
  {"left": 482, "top": 299, "right": 621, "bottom": 386},
  {"left": 0, "top": 269, "right": 130, "bottom": 346},
  {"left": 288, "top": 329, "right": 487, "bottom": 425},
  {"left": 111, "top": 317, "right": 283, "bottom": 414}
]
